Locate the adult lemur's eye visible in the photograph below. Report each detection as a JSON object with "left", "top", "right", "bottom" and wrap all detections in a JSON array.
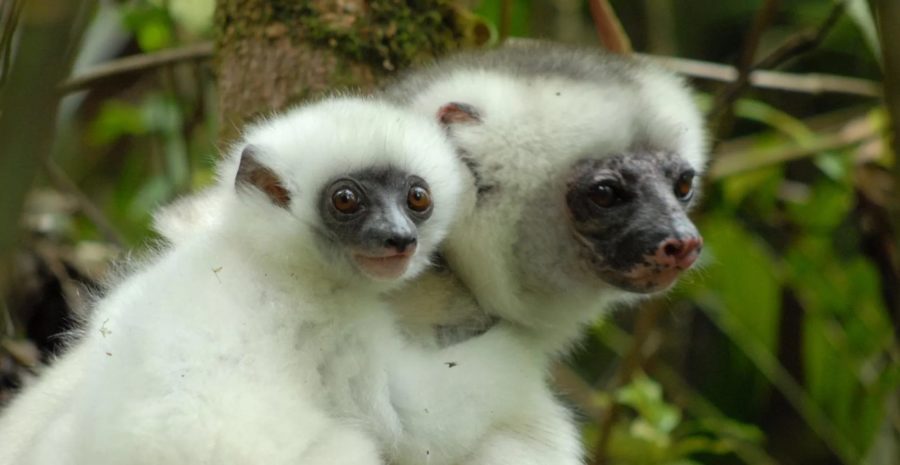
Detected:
[
  {"left": 407, "top": 185, "right": 432, "bottom": 212},
  {"left": 589, "top": 182, "right": 619, "bottom": 208},
  {"left": 333, "top": 188, "right": 361, "bottom": 214},
  {"left": 675, "top": 170, "right": 695, "bottom": 201}
]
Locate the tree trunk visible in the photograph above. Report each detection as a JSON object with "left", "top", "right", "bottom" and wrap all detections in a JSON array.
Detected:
[{"left": 214, "top": 0, "right": 485, "bottom": 143}]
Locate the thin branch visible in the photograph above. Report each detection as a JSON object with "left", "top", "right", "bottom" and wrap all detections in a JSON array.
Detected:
[
  {"left": 855, "top": 185, "right": 900, "bottom": 337},
  {"left": 875, "top": 0, "right": 900, "bottom": 296},
  {"left": 643, "top": 0, "right": 676, "bottom": 55},
  {"left": 587, "top": 0, "right": 632, "bottom": 55},
  {"left": 32, "top": 241, "right": 86, "bottom": 314},
  {"left": 58, "top": 41, "right": 214, "bottom": 94},
  {"left": 551, "top": 363, "right": 605, "bottom": 422},
  {"left": 507, "top": 37, "right": 880, "bottom": 96},
  {"left": 498, "top": 0, "right": 511, "bottom": 41},
  {"left": 643, "top": 54, "right": 881, "bottom": 97},
  {"left": 592, "top": 301, "right": 665, "bottom": 465},
  {"left": 709, "top": 2, "right": 846, "bottom": 139},
  {"left": 704, "top": 306, "right": 863, "bottom": 465},
  {"left": 737, "top": 0, "right": 781, "bottom": 73},
  {"left": 42, "top": 159, "right": 126, "bottom": 248},
  {"left": 709, "top": 113, "right": 880, "bottom": 179},
  {"left": 0, "top": 297, "right": 12, "bottom": 338},
  {"left": 0, "top": 337, "right": 41, "bottom": 372},
  {"left": 649, "top": 363, "right": 781, "bottom": 465},
  {"left": 580, "top": 320, "right": 782, "bottom": 465},
  {"left": 0, "top": 0, "right": 25, "bottom": 87}
]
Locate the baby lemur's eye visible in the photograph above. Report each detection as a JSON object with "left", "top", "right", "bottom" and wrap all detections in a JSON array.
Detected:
[
  {"left": 589, "top": 181, "right": 620, "bottom": 208},
  {"left": 407, "top": 185, "right": 432, "bottom": 212},
  {"left": 333, "top": 188, "right": 362, "bottom": 214},
  {"left": 674, "top": 170, "right": 695, "bottom": 201}
]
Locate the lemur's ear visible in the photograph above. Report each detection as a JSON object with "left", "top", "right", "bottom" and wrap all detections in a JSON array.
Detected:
[
  {"left": 437, "top": 102, "right": 481, "bottom": 126},
  {"left": 235, "top": 145, "right": 291, "bottom": 209}
]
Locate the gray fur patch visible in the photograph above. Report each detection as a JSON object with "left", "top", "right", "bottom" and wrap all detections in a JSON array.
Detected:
[
  {"left": 318, "top": 167, "right": 431, "bottom": 254},
  {"left": 456, "top": 149, "right": 498, "bottom": 201},
  {"left": 565, "top": 151, "right": 700, "bottom": 283},
  {"left": 434, "top": 314, "right": 501, "bottom": 347},
  {"left": 382, "top": 41, "right": 647, "bottom": 105}
]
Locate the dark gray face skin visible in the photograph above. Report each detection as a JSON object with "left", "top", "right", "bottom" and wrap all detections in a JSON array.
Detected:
[
  {"left": 565, "top": 151, "right": 703, "bottom": 293},
  {"left": 318, "top": 167, "right": 433, "bottom": 256}
]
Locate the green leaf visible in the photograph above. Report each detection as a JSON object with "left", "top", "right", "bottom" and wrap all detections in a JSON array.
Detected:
[
  {"left": 692, "top": 215, "right": 781, "bottom": 350},
  {"left": 122, "top": 4, "right": 173, "bottom": 52},
  {"left": 843, "top": 0, "right": 882, "bottom": 67},
  {"left": 88, "top": 101, "right": 146, "bottom": 146},
  {"left": 784, "top": 178, "right": 853, "bottom": 232},
  {"left": 167, "top": 0, "right": 214, "bottom": 35},
  {"left": 733, "top": 99, "right": 815, "bottom": 143},
  {"left": 475, "top": 0, "right": 532, "bottom": 37},
  {"left": 616, "top": 376, "right": 682, "bottom": 435}
]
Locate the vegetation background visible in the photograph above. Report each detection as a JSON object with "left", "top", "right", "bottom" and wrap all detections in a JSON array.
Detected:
[{"left": 0, "top": 1, "right": 897, "bottom": 464}]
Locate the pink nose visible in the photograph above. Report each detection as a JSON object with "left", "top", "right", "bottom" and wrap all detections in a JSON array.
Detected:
[{"left": 658, "top": 236, "right": 703, "bottom": 269}]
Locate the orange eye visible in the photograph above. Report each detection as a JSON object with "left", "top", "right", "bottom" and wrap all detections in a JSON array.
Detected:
[
  {"left": 407, "top": 185, "right": 432, "bottom": 212},
  {"left": 675, "top": 171, "right": 695, "bottom": 200},
  {"left": 332, "top": 188, "right": 361, "bottom": 214}
]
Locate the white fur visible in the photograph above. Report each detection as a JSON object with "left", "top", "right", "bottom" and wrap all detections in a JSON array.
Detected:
[
  {"left": 399, "top": 60, "right": 706, "bottom": 349},
  {"left": 379, "top": 43, "right": 707, "bottom": 465},
  {"left": 0, "top": 97, "right": 467, "bottom": 465},
  {"left": 0, "top": 44, "right": 707, "bottom": 465}
]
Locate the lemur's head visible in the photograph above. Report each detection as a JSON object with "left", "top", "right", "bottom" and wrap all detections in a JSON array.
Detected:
[
  {"left": 389, "top": 43, "right": 706, "bottom": 317},
  {"left": 222, "top": 97, "right": 471, "bottom": 285}
]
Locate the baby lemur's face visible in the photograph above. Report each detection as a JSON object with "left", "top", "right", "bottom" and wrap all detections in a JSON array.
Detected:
[
  {"left": 319, "top": 167, "right": 434, "bottom": 281},
  {"left": 229, "top": 98, "right": 466, "bottom": 286}
]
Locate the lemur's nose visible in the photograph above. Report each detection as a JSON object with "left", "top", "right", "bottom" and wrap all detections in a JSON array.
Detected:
[
  {"left": 657, "top": 236, "right": 703, "bottom": 269},
  {"left": 385, "top": 236, "right": 417, "bottom": 253}
]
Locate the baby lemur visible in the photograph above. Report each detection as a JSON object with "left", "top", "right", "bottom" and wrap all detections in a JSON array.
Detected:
[{"left": 0, "top": 97, "right": 468, "bottom": 465}]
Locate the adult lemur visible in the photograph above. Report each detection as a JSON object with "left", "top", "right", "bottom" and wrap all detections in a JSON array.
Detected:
[
  {"left": 0, "top": 97, "right": 469, "bottom": 465},
  {"left": 0, "top": 42, "right": 706, "bottom": 465},
  {"left": 374, "top": 41, "right": 707, "bottom": 465}
]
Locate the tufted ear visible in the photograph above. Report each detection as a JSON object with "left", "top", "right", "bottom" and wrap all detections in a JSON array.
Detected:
[
  {"left": 437, "top": 102, "right": 481, "bottom": 126},
  {"left": 235, "top": 145, "right": 291, "bottom": 209}
]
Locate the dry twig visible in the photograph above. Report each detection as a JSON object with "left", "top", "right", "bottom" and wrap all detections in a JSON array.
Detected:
[
  {"left": 32, "top": 241, "right": 86, "bottom": 314},
  {"left": 708, "top": 2, "right": 846, "bottom": 139},
  {"left": 498, "top": 0, "right": 512, "bottom": 41},
  {"left": 587, "top": 0, "right": 632, "bottom": 55},
  {"left": 644, "top": 54, "right": 881, "bottom": 97},
  {"left": 59, "top": 41, "right": 214, "bottom": 94},
  {"left": 591, "top": 301, "right": 666, "bottom": 465},
  {"left": 873, "top": 0, "right": 900, "bottom": 370},
  {"left": 709, "top": 113, "right": 881, "bottom": 179},
  {"left": 42, "top": 160, "right": 126, "bottom": 248},
  {"left": 0, "top": 0, "right": 24, "bottom": 86},
  {"left": 551, "top": 363, "right": 605, "bottom": 422},
  {"left": 736, "top": 0, "right": 781, "bottom": 73}
]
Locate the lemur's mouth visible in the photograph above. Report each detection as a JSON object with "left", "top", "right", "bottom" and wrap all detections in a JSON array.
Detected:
[{"left": 353, "top": 249, "right": 416, "bottom": 280}]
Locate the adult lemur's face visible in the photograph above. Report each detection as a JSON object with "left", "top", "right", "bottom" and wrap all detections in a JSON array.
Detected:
[
  {"left": 318, "top": 167, "right": 435, "bottom": 281},
  {"left": 564, "top": 151, "right": 702, "bottom": 293}
]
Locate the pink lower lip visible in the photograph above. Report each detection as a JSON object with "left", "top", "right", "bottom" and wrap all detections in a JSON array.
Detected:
[
  {"left": 355, "top": 252, "right": 412, "bottom": 260},
  {"left": 352, "top": 253, "right": 413, "bottom": 280}
]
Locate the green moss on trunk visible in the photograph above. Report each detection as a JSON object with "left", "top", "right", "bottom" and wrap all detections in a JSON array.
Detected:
[{"left": 214, "top": 0, "right": 481, "bottom": 142}]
